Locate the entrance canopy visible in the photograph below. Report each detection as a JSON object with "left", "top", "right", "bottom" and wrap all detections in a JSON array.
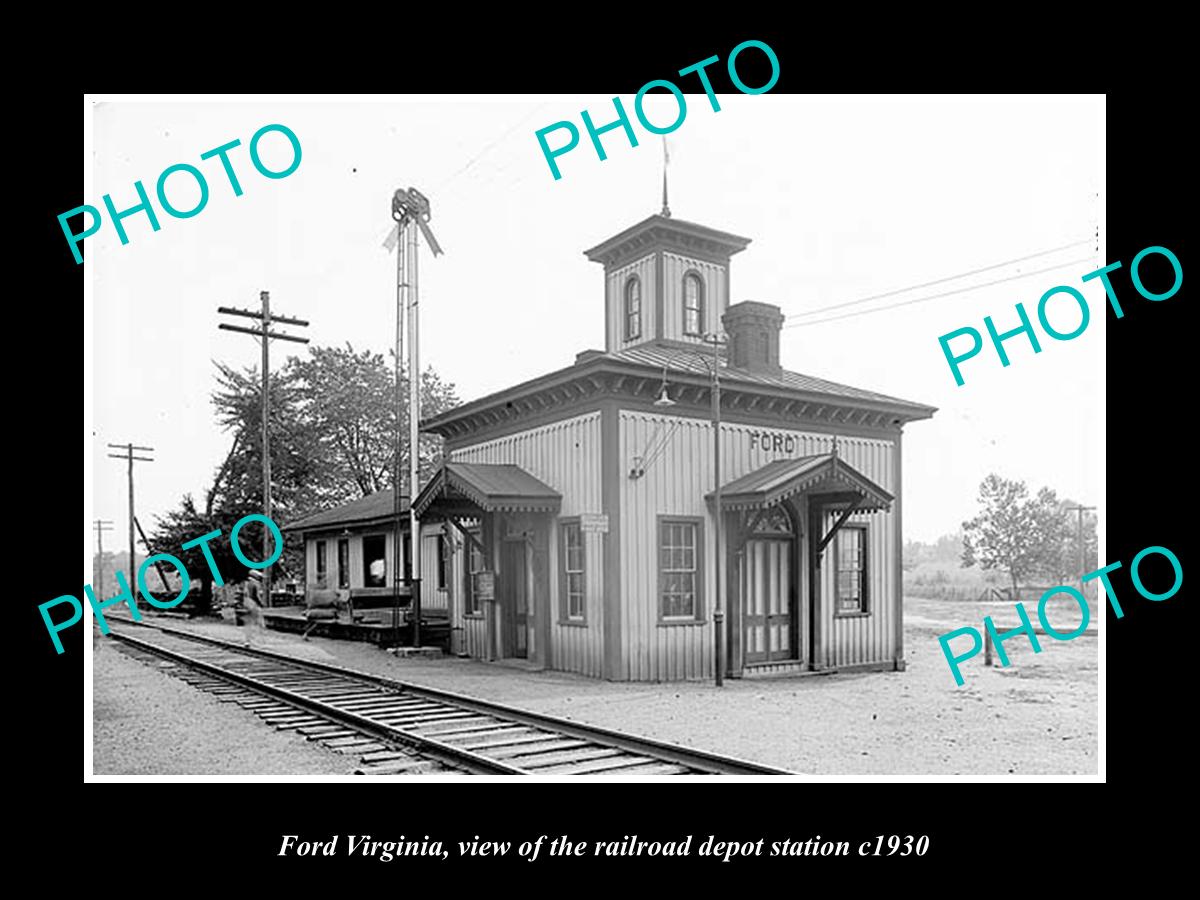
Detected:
[
  {"left": 708, "top": 453, "right": 894, "bottom": 513},
  {"left": 413, "top": 462, "right": 562, "bottom": 518}
]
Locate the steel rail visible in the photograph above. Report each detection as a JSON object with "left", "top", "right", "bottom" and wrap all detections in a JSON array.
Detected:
[
  {"left": 106, "top": 616, "right": 795, "bottom": 775},
  {"left": 106, "top": 627, "right": 525, "bottom": 776}
]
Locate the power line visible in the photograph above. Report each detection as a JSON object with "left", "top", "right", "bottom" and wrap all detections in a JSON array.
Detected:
[
  {"left": 784, "top": 254, "right": 1097, "bottom": 329},
  {"left": 785, "top": 238, "right": 1095, "bottom": 321},
  {"left": 433, "top": 103, "right": 549, "bottom": 193}
]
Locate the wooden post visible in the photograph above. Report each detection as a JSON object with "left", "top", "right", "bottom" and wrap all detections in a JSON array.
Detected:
[{"left": 484, "top": 512, "right": 497, "bottom": 662}]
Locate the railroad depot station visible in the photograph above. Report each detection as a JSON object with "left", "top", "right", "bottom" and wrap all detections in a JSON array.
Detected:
[{"left": 285, "top": 210, "right": 935, "bottom": 682}]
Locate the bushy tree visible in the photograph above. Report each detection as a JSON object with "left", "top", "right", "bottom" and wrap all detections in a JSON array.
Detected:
[
  {"left": 287, "top": 344, "right": 460, "bottom": 500},
  {"left": 961, "top": 475, "right": 1072, "bottom": 593},
  {"left": 149, "top": 343, "right": 461, "bottom": 614}
]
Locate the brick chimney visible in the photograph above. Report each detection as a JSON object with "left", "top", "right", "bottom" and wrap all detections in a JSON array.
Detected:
[{"left": 722, "top": 301, "right": 785, "bottom": 375}]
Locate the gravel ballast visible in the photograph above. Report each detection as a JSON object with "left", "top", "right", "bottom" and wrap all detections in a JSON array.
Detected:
[
  {"left": 92, "top": 637, "right": 360, "bottom": 776},
  {"left": 93, "top": 596, "right": 1097, "bottom": 776}
]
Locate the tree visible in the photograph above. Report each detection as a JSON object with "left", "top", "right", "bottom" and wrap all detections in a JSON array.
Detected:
[
  {"left": 148, "top": 493, "right": 247, "bottom": 615},
  {"left": 961, "top": 475, "right": 1072, "bottom": 593},
  {"left": 150, "top": 343, "right": 462, "bottom": 613},
  {"left": 286, "top": 343, "right": 461, "bottom": 501}
]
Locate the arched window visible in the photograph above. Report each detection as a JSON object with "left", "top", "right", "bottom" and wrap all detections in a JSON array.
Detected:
[
  {"left": 624, "top": 276, "right": 642, "bottom": 341},
  {"left": 754, "top": 506, "right": 794, "bottom": 535},
  {"left": 683, "top": 272, "right": 704, "bottom": 336}
]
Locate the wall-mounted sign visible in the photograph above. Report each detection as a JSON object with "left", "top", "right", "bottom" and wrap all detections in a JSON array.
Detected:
[
  {"left": 580, "top": 513, "right": 609, "bottom": 534},
  {"left": 748, "top": 431, "right": 799, "bottom": 454}
]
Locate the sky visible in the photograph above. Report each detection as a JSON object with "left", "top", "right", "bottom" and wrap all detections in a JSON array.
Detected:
[{"left": 87, "top": 94, "right": 1103, "bottom": 548}]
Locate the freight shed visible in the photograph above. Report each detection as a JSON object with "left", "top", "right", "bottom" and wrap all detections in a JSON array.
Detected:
[
  {"left": 412, "top": 212, "right": 936, "bottom": 681},
  {"left": 283, "top": 490, "right": 451, "bottom": 626}
]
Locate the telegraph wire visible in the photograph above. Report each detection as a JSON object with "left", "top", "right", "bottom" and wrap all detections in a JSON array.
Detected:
[
  {"left": 784, "top": 254, "right": 1098, "bottom": 329},
  {"left": 785, "top": 237, "right": 1095, "bottom": 321},
  {"left": 433, "top": 103, "right": 549, "bottom": 194}
]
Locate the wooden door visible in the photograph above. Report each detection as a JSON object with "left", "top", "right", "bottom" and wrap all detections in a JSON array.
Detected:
[
  {"left": 499, "top": 540, "right": 528, "bottom": 659},
  {"left": 741, "top": 508, "right": 797, "bottom": 665}
]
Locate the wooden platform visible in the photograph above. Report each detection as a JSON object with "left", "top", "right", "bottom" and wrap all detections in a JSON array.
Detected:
[{"left": 261, "top": 606, "right": 450, "bottom": 649}]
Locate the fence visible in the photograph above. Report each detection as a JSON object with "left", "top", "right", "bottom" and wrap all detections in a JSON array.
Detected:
[{"left": 980, "top": 585, "right": 1097, "bottom": 666}]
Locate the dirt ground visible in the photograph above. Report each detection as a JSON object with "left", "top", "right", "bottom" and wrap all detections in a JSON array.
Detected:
[
  {"left": 93, "top": 596, "right": 1097, "bottom": 776},
  {"left": 92, "top": 637, "right": 359, "bottom": 776}
]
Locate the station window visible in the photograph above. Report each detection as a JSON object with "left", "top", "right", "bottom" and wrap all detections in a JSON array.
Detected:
[
  {"left": 835, "top": 524, "right": 868, "bottom": 615},
  {"left": 464, "top": 530, "right": 485, "bottom": 616},
  {"left": 625, "top": 276, "right": 642, "bottom": 341},
  {"left": 560, "top": 521, "right": 585, "bottom": 622},
  {"left": 437, "top": 533, "right": 448, "bottom": 590},
  {"left": 315, "top": 540, "right": 327, "bottom": 583},
  {"left": 683, "top": 272, "right": 704, "bottom": 336},
  {"left": 337, "top": 538, "right": 350, "bottom": 589},
  {"left": 363, "top": 534, "right": 387, "bottom": 588},
  {"left": 658, "top": 518, "right": 703, "bottom": 622}
]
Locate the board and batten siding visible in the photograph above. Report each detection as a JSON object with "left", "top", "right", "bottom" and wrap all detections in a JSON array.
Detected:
[
  {"left": 661, "top": 252, "right": 727, "bottom": 343},
  {"left": 449, "top": 411, "right": 604, "bottom": 677},
  {"left": 620, "top": 410, "right": 898, "bottom": 680},
  {"left": 818, "top": 506, "right": 894, "bottom": 668},
  {"left": 606, "top": 254, "right": 655, "bottom": 348}
]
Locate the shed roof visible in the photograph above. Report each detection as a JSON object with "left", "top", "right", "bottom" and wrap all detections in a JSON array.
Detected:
[{"left": 283, "top": 489, "right": 410, "bottom": 534}]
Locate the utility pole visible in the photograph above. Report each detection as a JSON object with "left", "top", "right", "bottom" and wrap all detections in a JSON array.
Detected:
[
  {"left": 93, "top": 519, "right": 113, "bottom": 601},
  {"left": 652, "top": 333, "right": 727, "bottom": 687},
  {"left": 106, "top": 443, "right": 154, "bottom": 600},
  {"left": 1067, "top": 505, "right": 1097, "bottom": 584},
  {"left": 704, "top": 332, "right": 726, "bottom": 688},
  {"left": 134, "top": 515, "right": 173, "bottom": 595},
  {"left": 218, "top": 293, "right": 310, "bottom": 609}
]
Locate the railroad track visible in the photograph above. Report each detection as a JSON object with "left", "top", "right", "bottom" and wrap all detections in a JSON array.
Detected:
[{"left": 104, "top": 618, "right": 793, "bottom": 777}]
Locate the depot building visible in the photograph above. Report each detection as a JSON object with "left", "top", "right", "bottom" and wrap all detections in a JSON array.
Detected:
[{"left": 295, "top": 210, "right": 935, "bottom": 681}]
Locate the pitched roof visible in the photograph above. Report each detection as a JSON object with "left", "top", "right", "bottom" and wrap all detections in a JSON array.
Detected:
[
  {"left": 283, "top": 489, "right": 410, "bottom": 533},
  {"left": 711, "top": 453, "right": 895, "bottom": 512},
  {"left": 605, "top": 343, "right": 931, "bottom": 410},
  {"left": 423, "top": 341, "right": 936, "bottom": 436},
  {"left": 413, "top": 463, "right": 561, "bottom": 517},
  {"left": 583, "top": 214, "right": 752, "bottom": 262}
]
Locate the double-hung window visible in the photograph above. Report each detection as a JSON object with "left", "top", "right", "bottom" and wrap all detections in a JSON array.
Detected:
[
  {"left": 561, "top": 521, "right": 585, "bottom": 622},
  {"left": 835, "top": 524, "right": 868, "bottom": 614},
  {"left": 659, "top": 518, "right": 702, "bottom": 621}
]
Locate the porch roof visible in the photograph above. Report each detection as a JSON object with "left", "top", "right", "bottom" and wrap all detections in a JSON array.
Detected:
[
  {"left": 413, "top": 462, "right": 562, "bottom": 517},
  {"left": 708, "top": 453, "right": 894, "bottom": 512}
]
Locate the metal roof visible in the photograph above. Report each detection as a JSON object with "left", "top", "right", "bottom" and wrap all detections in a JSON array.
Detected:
[
  {"left": 283, "top": 489, "right": 410, "bottom": 533},
  {"left": 422, "top": 342, "right": 937, "bottom": 436},
  {"left": 583, "top": 214, "right": 752, "bottom": 262},
  {"left": 414, "top": 463, "right": 562, "bottom": 517},
  {"left": 607, "top": 344, "right": 931, "bottom": 410},
  {"left": 710, "top": 453, "right": 895, "bottom": 512}
]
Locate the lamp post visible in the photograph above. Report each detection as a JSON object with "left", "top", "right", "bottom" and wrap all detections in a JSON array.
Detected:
[{"left": 653, "top": 333, "right": 726, "bottom": 687}]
